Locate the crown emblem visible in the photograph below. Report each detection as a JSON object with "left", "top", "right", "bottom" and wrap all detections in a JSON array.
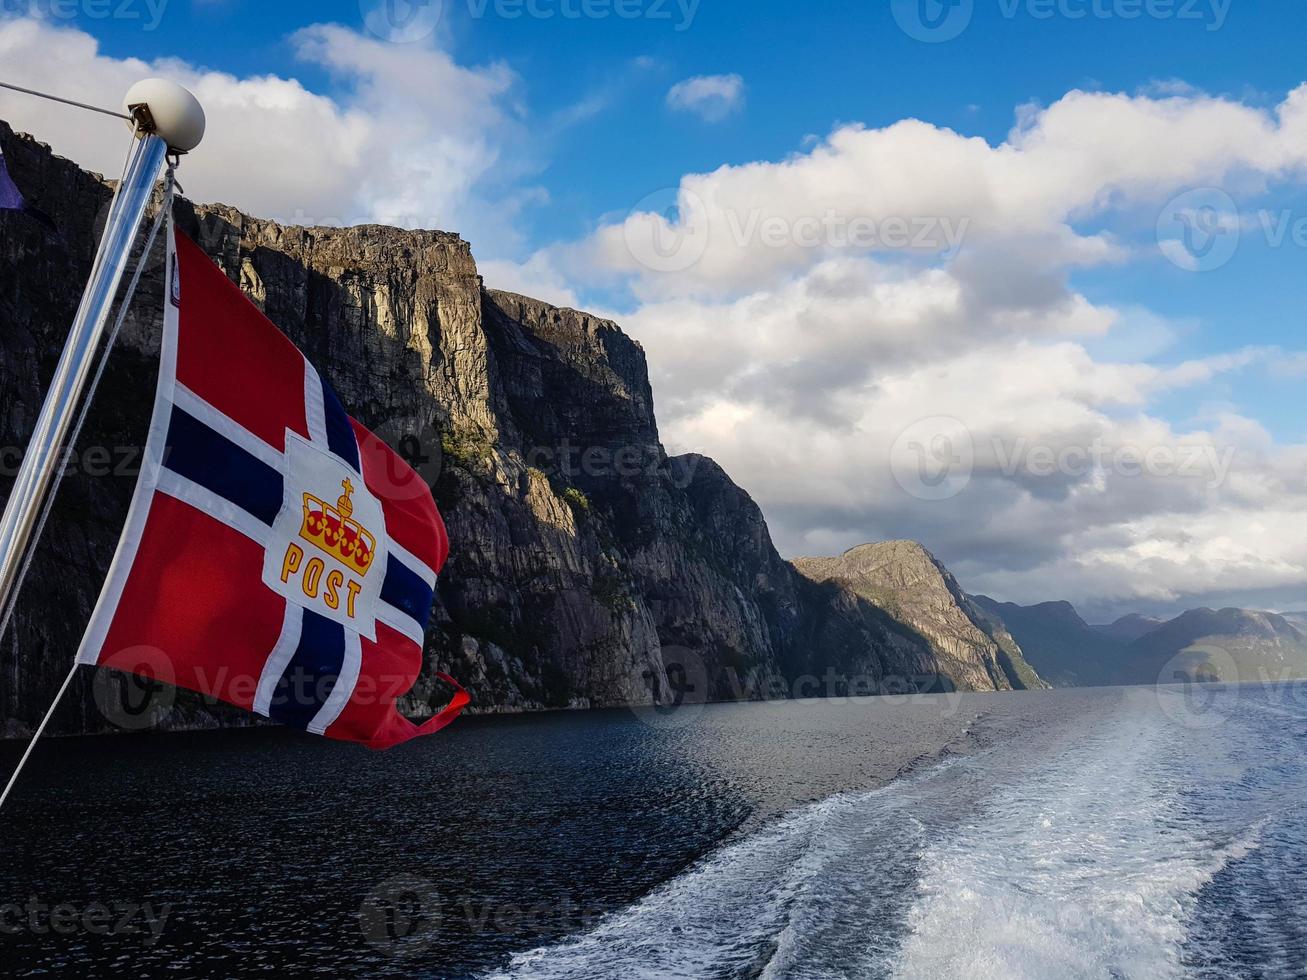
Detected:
[{"left": 299, "top": 478, "right": 376, "bottom": 576}]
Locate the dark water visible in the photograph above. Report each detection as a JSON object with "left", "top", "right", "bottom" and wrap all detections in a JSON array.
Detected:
[{"left": 1, "top": 685, "right": 1304, "bottom": 978}]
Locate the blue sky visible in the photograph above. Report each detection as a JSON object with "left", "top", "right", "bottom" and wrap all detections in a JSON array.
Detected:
[
  {"left": 6, "top": 1, "right": 1307, "bottom": 616},
  {"left": 66, "top": 1, "right": 1307, "bottom": 419},
  {"left": 62, "top": 1, "right": 1307, "bottom": 212}
]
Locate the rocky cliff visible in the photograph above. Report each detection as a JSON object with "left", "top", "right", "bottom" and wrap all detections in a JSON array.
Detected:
[
  {"left": 0, "top": 124, "right": 1040, "bottom": 737},
  {"left": 795, "top": 542, "right": 1047, "bottom": 693}
]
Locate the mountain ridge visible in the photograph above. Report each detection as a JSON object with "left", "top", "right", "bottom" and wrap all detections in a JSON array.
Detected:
[
  {"left": 1093, "top": 613, "right": 1167, "bottom": 644},
  {"left": 1124, "top": 607, "right": 1307, "bottom": 684},
  {"left": 975, "top": 595, "right": 1307, "bottom": 687},
  {"left": 970, "top": 594, "right": 1121, "bottom": 687},
  {"left": 795, "top": 542, "right": 1048, "bottom": 692}
]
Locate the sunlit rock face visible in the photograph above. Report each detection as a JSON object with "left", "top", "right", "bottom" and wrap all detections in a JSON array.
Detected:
[{"left": 794, "top": 541, "right": 1047, "bottom": 694}]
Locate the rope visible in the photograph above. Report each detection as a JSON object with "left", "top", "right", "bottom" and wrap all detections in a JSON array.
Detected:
[
  {"left": 0, "top": 79, "right": 134, "bottom": 122},
  {"left": 0, "top": 658, "right": 79, "bottom": 811}
]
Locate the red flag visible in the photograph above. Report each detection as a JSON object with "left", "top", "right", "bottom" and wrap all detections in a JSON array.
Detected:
[{"left": 77, "top": 226, "right": 468, "bottom": 749}]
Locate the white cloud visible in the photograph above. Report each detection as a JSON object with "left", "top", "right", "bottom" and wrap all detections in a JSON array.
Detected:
[
  {"left": 0, "top": 15, "right": 527, "bottom": 252},
  {"left": 537, "top": 84, "right": 1307, "bottom": 616},
  {"left": 582, "top": 87, "right": 1307, "bottom": 301},
  {"left": 655, "top": 330, "right": 1306, "bottom": 619},
  {"left": 479, "top": 255, "right": 582, "bottom": 309},
  {"left": 665, "top": 73, "right": 744, "bottom": 122}
]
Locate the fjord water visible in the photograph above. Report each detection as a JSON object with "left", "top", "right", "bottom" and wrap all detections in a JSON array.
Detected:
[
  {"left": 1, "top": 685, "right": 1304, "bottom": 978},
  {"left": 492, "top": 685, "right": 1307, "bottom": 980}
]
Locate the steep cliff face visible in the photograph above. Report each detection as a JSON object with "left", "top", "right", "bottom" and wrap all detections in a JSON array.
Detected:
[
  {"left": 795, "top": 542, "right": 1047, "bottom": 692},
  {"left": 0, "top": 125, "right": 1037, "bottom": 736}
]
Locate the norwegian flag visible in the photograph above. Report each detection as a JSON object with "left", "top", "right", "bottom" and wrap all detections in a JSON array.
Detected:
[{"left": 77, "top": 226, "right": 468, "bottom": 749}]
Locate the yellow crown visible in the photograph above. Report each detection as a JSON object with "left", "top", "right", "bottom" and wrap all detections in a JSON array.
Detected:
[{"left": 299, "top": 478, "right": 376, "bottom": 576}]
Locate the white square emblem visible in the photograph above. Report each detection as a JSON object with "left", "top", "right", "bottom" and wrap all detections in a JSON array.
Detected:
[{"left": 261, "top": 432, "right": 388, "bottom": 640}]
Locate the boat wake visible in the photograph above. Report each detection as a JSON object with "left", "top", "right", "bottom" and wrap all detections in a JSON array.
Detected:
[{"left": 485, "top": 687, "right": 1307, "bottom": 980}]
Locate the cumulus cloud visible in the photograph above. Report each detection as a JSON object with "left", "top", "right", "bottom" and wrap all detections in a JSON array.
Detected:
[
  {"left": 542, "top": 84, "right": 1307, "bottom": 617},
  {"left": 585, "top": 87, "right": 1307, "bottom": 301},
  {"left": 665, "top": 73, "right": 745, "bottom": 122},
  {"left": 478, "top": 255, "right": 582, "bottom": 309},
  {"left": 0, "top": 15, "right": 527, "bottom": 251}
]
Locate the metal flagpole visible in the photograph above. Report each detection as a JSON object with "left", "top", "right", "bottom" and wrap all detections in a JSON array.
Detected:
[
  {"left": 0, "top": 79, "right": 203, "bottom": 809},
  {"left": 0, "top": 78, "right": 204, "bottom": 620},
  {"left": 0, "top": 130, "right": 169, "bottom": 613},
  {"left": 0, "top": 167, "right": 177, "bottom": 813}
]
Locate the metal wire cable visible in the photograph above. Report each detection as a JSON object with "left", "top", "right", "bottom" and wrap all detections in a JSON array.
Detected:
[{"left": 0, "top": 79, "right": 134, "bottom": 122}]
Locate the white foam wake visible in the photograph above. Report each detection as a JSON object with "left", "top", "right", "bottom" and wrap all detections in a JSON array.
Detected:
[
  {"left": 483, "top": 762, "right": 962, "bottom": 980},
  {"left": 890, "top": 692, "right": 1261, "bottom": 979},
  {"left": 483, "top": 688, "right": 1288, "bottom": 980}
]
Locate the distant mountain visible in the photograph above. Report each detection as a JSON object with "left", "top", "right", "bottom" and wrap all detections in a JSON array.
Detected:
[
  {"left": 971, "top": 596, "right": 1122, "bottom": 687},
  {"left": 977, "top": 597, "right": 1307, "bottom": 688},
  {"left": 1093, "top": 613, "right": 1165, "bottom": 645},
  {"left": 1120, "top": 608, "right": 1307, "bottom": 685},
  {"left": 795, "top": 542, "right": 1048, "bottom": 693}
]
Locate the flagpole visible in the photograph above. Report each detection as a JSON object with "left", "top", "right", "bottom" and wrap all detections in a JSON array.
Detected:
[
  {"left": 0, "top": 162, "right": 178, "bottom": 813},
  {"left": 0, "top": 80, "right": 203, "bottom": 624},
  {"left": 0, "top": 81, "right": 203, "bottom": 807},
  {"left": 0, "top": 133, "right": 167, "bottom": 608}
]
